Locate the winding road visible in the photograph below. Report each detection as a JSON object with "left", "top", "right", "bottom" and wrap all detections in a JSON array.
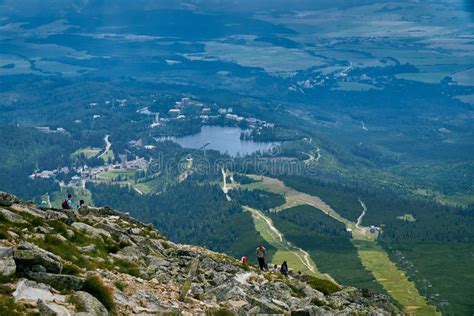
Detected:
[
  {"left": 98, "top": 135, "right": 112, "bottom": 159},
  {"left": 356, "top": 199, "right": 367, "bottom": 229}
]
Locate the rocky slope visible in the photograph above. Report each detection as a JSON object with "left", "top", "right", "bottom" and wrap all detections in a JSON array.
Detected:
[{"left": 0, "top": 192, "right": 399, "bottom": 315}]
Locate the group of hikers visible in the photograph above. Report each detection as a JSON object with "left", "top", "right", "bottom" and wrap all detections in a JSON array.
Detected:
[
  {"left": 61, "top": 194, "right": 85, "bottom": 210},
  {"left": 242, "top": 244, "right": 289, "bottom": 276}
]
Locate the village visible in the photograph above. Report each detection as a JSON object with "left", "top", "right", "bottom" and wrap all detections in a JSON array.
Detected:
[{"left": 30, "top": 96, "right": 276, "bottom": 189}]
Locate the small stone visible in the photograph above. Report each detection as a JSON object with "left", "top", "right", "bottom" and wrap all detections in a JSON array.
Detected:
[
  {"left": 128, "top": 227, "right": 141, "bottom": 235},
  {"left": 7, "top": 231, "right": 19, "bottom": 239},
  {"left": 0, "top": 257, "right": 16, "bottom": 277},
  {"left": 79, "top": 244, "right": 96, "bottom": 254},
  {"left": 35, "top": 226, "right": 49, "bottom": 234},
  {"left": 66, "top": 229, "right": 75, "bottom": 239}
]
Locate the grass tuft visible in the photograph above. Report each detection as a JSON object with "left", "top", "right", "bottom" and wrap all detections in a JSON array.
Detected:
[{"left": 82, "top": 275, "right": 115, "bottom": 312}]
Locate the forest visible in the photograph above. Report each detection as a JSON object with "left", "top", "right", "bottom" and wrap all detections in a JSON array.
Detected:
[{"left": 87, "top": 181, "right": 275, "bottom": 261}]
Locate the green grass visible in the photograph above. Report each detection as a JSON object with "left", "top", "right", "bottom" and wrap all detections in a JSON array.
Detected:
[
  {"left": 0, "top": 295, "right": 35, "bottom": 316},
  {"left": 395, "top": 72, "right": 447, "bottom": 84},
  {"left": 82, "top": 275, "right": 115, "bottom": 312},
  {"left": 354, "top": 240, "right": 438, "bottom": 316},
  {"left": 387, "top": 242, "right": 474, "bottom": 315},
  {"left": 305, "top": 275, "right": 342, "bottom": 295},
  {"left": 71, "top": 147, "right": 101, "bottom": 159},
  {"left": 333, "top": 82, "right": 381, "bottom": 91},
  {"left": 270, "top": 205, "right": 386, "bottom": 293}
]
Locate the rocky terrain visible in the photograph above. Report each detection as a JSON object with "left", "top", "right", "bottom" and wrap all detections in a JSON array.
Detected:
[{"left": 0, "top": 191, "right": 399, "bottom": 315}]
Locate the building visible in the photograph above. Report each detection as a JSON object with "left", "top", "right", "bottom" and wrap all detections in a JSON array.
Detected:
[
  {"left": 168, "top": 108, "right": 181, "bottom": 117},
  {"left": 202, "top": 108, "right": 211, "bottom": 114},
  {"left": 119, "top": 154, "right": 128, "bottom": 169},
  {"left": 181, "top": 97, "right": 190, "bottom": 106},
  {"left": 225, "top": 114, "right": 239, "bottom": 120}
]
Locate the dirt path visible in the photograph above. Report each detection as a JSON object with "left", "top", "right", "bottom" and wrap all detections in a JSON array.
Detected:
[
  {"left": 221, "top": 168, "right": 231, "bottom": 201},
  {"left": 98, "top": 135, "right": 111, "bottom": 159},
  {"left": 303, "top": 147, "right": 321, "bottom": 165},
  {"left": 356, "top": 199, "right": 367, "bottom": 228}
]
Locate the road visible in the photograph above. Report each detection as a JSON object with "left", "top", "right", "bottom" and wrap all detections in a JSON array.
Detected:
[
  {"left": 98, "top": 135, "right": 111, "bottom": 159},
  {"left": 221, "top": 168, "right": 231, "bottom": 201},
  {"left": 303, "top": 147, "right": 321, "bottom": 165},
  {"left": 356, "top": 199, "right": 367, "bottom": 228}
]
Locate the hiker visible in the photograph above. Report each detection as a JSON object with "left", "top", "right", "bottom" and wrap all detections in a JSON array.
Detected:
[
  {"left": 256, "top": 244, "right": 267, "bottom": 271},
  {"left": 77, "top": 199, "right": 85, "bottom": 209},
  {"left": 280, "top": 261, "right": 289, "bottom": 277},
  {"left": 61, "top": 194, "right": 73, "bottom": 210},
  {"left": 241, "top": 256, "right": 248, "bottom": 266}
]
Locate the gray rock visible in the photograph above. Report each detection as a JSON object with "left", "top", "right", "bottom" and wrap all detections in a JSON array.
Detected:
[
  {"left": 7, "top": 231, "right": 19, "bottom": 239},
  {"left": 9, "top": 203, "right": 47, "bottom": 219},
  {"left": 45, "top": 210, "right": 69, "bottom": 221},
  {"left": 13, "top": 279, "right": 66, "bottom": 304},
  {"left": 35, "top": 226, "right": 49, "bottom": 234},
  {"left": 79, "top": 244, "right": 96, "bottom": 254},
  {"left": 66, "top": 229, "right": 75, "bottom": 239},
  {"left": 71, "top": 222, "right": 111, "bottom": 239},
  {"left": 0, "top": 256, "right": 16, "bottom": 277},
  {"left": 70, "top": 291, "right": 108, "bottom": 316},
  {"left": 38, "top": 299, "right": 72, "bottom": 316},
  {"left": 0, "top": 207, "right": 26, "bottom": 223},
  {"left": 0, "top": 246, "right": 14, "bottom": 258},
  {"left": 26, "top": 272, "right": 85, "bottom": 291},
  {"left": 14, "top": 242, "right": 63, "bottom": 274},
  {"left": 0, "top": 192, "right": 19, "bottom": 207},
  {"left": 128, "top": 227, "right": 141, "bottom": 235}
]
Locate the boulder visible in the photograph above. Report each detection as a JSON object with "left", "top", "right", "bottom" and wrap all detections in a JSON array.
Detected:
[
  {"left": 70, "top": 291, "right": 108, "bottom": 316},
  {"left": 71, "top": 222, "right": 111, "bottom": 239},
  {"left": 9, "top": 204, "right": 47, "bottom": 219},
  {"left": 0, "top": 208, "right": 26, "bottom": 223},
  {"left": 128, "top": 227, "right": 141, "bottom": 235},
  {"left": 26, "top": 272, "right": 85, "bottom": 291},
  {"left": 14, "top": 242, "right": 63, "bottom": 274},
  {"left": 0, "top": 192, "right": 19, "bottom": 207},
  {"left": 13, "top": 279, "right": 66, "bottom": 304},
  {"left": 38, "top": 299, "right": 72, "bottom": 316},
  {"left": 45, "top": 210, "right": 69, "bottom": 221}
]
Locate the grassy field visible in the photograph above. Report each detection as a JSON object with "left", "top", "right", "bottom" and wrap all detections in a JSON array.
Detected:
[
  {"left": 388, "top": 242, "right": 474, "bottom": 315},
  {"left": 97, "top": 169, "right": 137, "bottom": 181},
  {"left": 395, "top": 73, "right": 447, "bottom": 84},
  {"left": 71, "top": 147, "right": 101, "bottom": 159},
  {"left": 333, "top": 82, "right": 381, "bottom": 91},
  {"left": 354, "top": 240, "right": 438, "bottom": 316}
]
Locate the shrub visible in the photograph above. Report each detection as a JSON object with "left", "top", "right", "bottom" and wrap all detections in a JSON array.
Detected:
[{"left": 82, "top": 275, "right": 115, "bottom": 312}]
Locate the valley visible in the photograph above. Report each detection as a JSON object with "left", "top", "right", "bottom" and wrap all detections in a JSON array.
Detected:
[{"left": 1, "top": 1, "right": 473, "bottom": 314}]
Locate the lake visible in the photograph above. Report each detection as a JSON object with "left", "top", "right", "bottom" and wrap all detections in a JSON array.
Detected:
[{"left": 173, "top": 126, "right": 279, "bottom": 156}]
